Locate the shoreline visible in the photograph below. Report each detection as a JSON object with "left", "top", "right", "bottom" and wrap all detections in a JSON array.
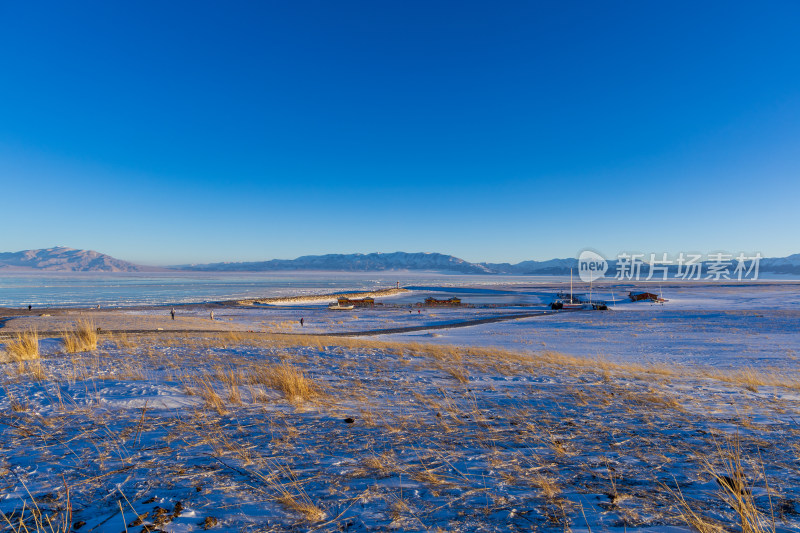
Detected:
[
  {"left": 3, "top": 278, "right": 800, "bottom": 310},
  {"left": 235, "top": 287, "right": 410, "bottom": 306}
]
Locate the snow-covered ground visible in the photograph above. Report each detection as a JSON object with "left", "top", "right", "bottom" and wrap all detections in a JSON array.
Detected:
[
  {"left": 123, "top": 304, "right": 541, "bottom": 334},
  {"left": 1, "top": 281, "right": 798, "bottom": 531},
  {"left": 374, "top": 283, "right": 800, "bottom": 371},
  {"left": 378, "top": 309, "right": 800, "bottom": 371}
]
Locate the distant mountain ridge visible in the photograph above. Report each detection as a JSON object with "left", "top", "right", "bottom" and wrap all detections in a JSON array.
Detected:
[
  {"left": 177, "top": 252, "right": 495, "bottom": 274},
  {"left": 3, "top": 248, "right": 800, "bottom": 275},
  {"left": 483, "top": 255, "right": 800, "bottom": 277},
  {"left": 0, "top": 247, "right": 154, "bottom": 272},
  {"left": 177, "top": 252, "right": 800, "bottom": 276}
]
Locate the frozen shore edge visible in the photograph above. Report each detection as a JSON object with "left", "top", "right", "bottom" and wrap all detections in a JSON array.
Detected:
[{"left": 236, "top": 287, "right": 410, "bottom": 306}]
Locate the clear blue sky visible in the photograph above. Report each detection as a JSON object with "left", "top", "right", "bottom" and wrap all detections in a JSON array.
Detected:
[{"left": 1, "top": 1, "right": 798, "bottom": 265}]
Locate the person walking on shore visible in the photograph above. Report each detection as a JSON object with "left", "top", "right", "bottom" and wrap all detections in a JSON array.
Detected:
[{"left": 171, "top": 308, "right": 175, "bottom": 320}]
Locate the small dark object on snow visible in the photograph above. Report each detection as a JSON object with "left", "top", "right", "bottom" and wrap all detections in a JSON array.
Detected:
[
  {"left": 777, "top": 498, "right": 798, "bottom": 516},
  {"left": 201, "top": 516, "right": 218, "bottom": 529},
  {"left": 128, "top": 512, "right": 149, "bottom": 527},
  {"left": 344, "top": 417, "right": 355, "bottom": 423},
  {"left": 716, "top": 473, "right": 750, "bottom": 494},
  {"left": 73, "top": 521, "right": 86, "bottom": 530}
]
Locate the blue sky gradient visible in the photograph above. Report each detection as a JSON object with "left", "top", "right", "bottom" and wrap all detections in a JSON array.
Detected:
[{"left": 1, "top": 1, "right": 799, "bottom": 265}]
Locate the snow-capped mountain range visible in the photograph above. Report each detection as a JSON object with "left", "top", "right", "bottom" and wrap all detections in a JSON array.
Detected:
[
  {"left": 2, "top": 248, "right": 800, "bottom": 275},
  {"left": 0, "top": 247, "right": 157, "bottom": 272}
]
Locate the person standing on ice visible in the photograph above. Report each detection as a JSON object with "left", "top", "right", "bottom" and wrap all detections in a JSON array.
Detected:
[
  {"left": 210, "top": 310, "right": 214, "bottom": 320},
  {"left": 300, "top": 317, "right": 304, "bottom": 327},
  {"left": 170, "top": 308, "right": 175, "bottom": 320}
]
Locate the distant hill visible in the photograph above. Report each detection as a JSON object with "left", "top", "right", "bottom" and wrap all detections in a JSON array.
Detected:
[
  {"left": 481, "top": 258, "right": 579, "bottom": 275},
  {"left": 175, "top": 252, "right": 495, "bottom": 274},
  {"left": 0, "top": 247, "right": 154, "bottom": 272},
  {"left": 759, "top": 253, "right": 800, "bottom": 275}
]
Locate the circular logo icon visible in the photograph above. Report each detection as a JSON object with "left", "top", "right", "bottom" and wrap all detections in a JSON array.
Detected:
[{"left": 578, "top": 250, "right": 608, "bottom": 282}]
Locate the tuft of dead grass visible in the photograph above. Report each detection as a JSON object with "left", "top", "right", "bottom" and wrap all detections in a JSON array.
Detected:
[
  {"left": 669, "top": 436, "right": 776, "bottom": 533},
  {"left": 711, "top": 366, "right": 800, "bottom": 392},
  {"left": 530, "top": 472, "right": 560, "bottom": 500},
  {"left": 6, "top": 330, "right": 39, "bottom": 361},
  {"left": 701, "top": 438, "right": 776, "bottom": 533},
  {"left": 190, "top": 376, "right": 229, "bottom": 415},
  {"left": 277, "top": 494, "right": 326, "bottom": 522},
  {"left": 109, "top": 331, "right": 137, "bottom": 350},
  {"left": 62, "top": 320, "right": 98, "bottom": 353},
  {"left": 252, "top": 362, "right": 319, "bottom": 403}
]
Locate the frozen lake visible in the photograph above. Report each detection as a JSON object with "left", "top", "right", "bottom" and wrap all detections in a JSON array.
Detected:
[
  {"left": 2, "top": 271, "right": 799, "bottom": 309},
  {"left": 0, "top": 271, "right": 556, "bottom": 308}
]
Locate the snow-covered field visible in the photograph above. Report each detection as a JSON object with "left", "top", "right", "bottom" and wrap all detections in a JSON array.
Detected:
[
  {"left": 1, "top": 282, "right": 799, "bottom": 531},
  {"left": 121, "top": 304, "right": 537, "bottom": 335},
  {"left": 379, "top": 309, "right": 800, "bottom": 371}
]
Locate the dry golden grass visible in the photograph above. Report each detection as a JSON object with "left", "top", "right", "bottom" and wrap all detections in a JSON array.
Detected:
[
  {"left": 109, "top": 331, "right": 137, "bottom": 350},
  {"left": 0, "top": 482, "right": 72, "bottom": 533},
  {"left": 672, "top": 493, "right": 726, "bottom": 533},
  {"left": 185, "top": 332, "right": 674, "bottom": 380},
  {"left": 2, "top": 324, "right": 797, "bottom": 531},
  {"left": 276, "top": 494, "right": 326, "bottom": 522},
  {"left": 39, "top": 329, "right": 800, "bottom": 398},
  {"left": 4, "top": 386, "right": 29, "bottom": 412},
  {"left": 23, "top": 359, "right": 47, "bottom": 381},
  {"left": 531, "top": 472, "right": 560, "bottom": 500},
  {"left": 700, "top": 439, "right": 776, "bottom": 533},
  {"left": 62, "top": 320, "right": 98, "bottom": 353},
  {"left": 190, "top": 376, "right": 228, "bottom": 415},
  {"left": 712, "top": 367, "right": 800, "bottom": 392},
  {"left": 242, "top": 462, "right": 326, "bottom": 522},
  {"left": 667, "top": 436, "right": 777, "bottom": 533},
  {"left": 251, "top": 362, "right": 319, "bottom": 403},
  {"left": 225, "top": 331, "right": 246, "bottom": 343},
  {"left": 6, "top": 330, "right": 39, "bottom": 362}
]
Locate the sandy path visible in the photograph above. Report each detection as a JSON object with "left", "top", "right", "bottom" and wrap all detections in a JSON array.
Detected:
[
  {"left": 0, "top": 308, "right": 566, "bottom": 340},
  {"left": 0, "top": 310, "right": 250, "bottom": 337}
]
